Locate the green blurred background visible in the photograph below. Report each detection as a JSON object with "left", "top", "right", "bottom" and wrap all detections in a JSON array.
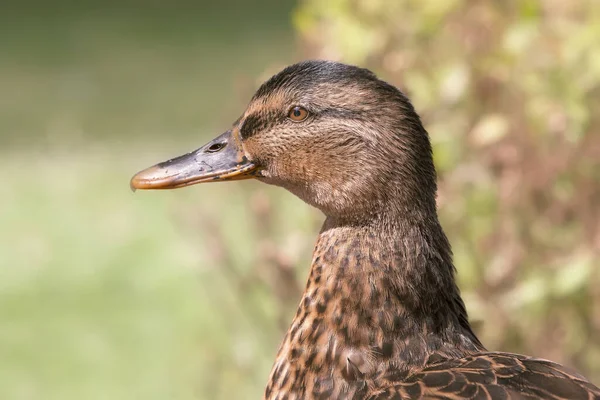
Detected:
[{"left": 1, "top": 0, "right": 599, "bottom": 399}]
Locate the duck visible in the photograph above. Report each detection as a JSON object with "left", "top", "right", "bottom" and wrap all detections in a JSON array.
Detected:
[{"left": 130, "top": 60, "right": 600, "bottom": 399}]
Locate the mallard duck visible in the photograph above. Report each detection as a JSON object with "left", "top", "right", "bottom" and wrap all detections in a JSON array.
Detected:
[{"left": 131, "top": 61, "right": 600, "bottom": 399}]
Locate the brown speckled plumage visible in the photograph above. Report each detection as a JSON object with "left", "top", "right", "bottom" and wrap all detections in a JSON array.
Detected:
[{"left": 131, "top": 60, "right": 600, "bottom": 399}]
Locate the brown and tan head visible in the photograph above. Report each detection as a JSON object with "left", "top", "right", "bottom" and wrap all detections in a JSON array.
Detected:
[{"left": 131, "top": 61, "right": 438, "bottom": 223}]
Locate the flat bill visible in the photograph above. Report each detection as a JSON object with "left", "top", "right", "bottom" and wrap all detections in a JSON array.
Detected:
[{"left": 130, "top": 130, "right": 259, "bottom": 190}]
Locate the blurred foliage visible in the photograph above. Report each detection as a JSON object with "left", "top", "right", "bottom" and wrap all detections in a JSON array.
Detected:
[{"left": 295, "top": 0, "right": 600, "bottom": 383}]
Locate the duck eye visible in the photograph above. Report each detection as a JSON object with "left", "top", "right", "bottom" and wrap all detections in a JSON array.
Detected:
[{"left": 288, "top": 106, "right": 309, "bottom": 122}]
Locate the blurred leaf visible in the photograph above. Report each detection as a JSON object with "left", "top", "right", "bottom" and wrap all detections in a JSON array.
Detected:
[
  {"left": 553, "top": 253, "right": 593, "bottom": 297},
  {"left": 471, "top": 114, "right": 509, "bottom": 147}
]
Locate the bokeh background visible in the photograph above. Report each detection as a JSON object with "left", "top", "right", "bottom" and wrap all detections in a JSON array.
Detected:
[{"left": 1, "top": 0, "right": 599, "bottom": 399}]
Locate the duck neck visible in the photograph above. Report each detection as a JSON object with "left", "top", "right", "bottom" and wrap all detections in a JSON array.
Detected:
[
  {"left": 318, "top": 213, "right": 482, "bottom": 347},
  {"left": 265, "top": 213, "right": 484, "bottom": 398}
]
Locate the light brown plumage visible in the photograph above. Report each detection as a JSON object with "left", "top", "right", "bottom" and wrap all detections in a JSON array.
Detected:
[{"left": 131, "top": 60, "right": 600, "bottom": 399}]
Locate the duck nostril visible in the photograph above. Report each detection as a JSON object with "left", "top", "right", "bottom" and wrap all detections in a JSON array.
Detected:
[{"left": 206, "top": 142, "right": 226, "bottom": 153}]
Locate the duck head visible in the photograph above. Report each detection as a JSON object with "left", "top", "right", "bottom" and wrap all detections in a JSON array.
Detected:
[{"left": 131, "top": 60, "right": 438, "bottom": 223}]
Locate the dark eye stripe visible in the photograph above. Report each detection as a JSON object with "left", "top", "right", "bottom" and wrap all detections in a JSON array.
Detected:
[
  {"left": 240, "top": 113, "right": 267, "bottom": 139},
  {"left": 240, "top": 108, "right": 358, "bottom": 139},
  {"left": 240, "top": 110, "right": 289, "bottom": 139}
]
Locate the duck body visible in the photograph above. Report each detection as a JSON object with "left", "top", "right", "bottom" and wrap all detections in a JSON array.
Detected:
[
  {"left": 264, "top": 220, "right": 598, "bottom": 400},
  {"left": 131, "top": 61, "right": 600, "bottom": 399}
]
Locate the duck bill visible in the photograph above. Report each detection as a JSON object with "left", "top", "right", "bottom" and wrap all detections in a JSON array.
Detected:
[{"left": 130, "top": 130, "right": 259, "bottom": 190}]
